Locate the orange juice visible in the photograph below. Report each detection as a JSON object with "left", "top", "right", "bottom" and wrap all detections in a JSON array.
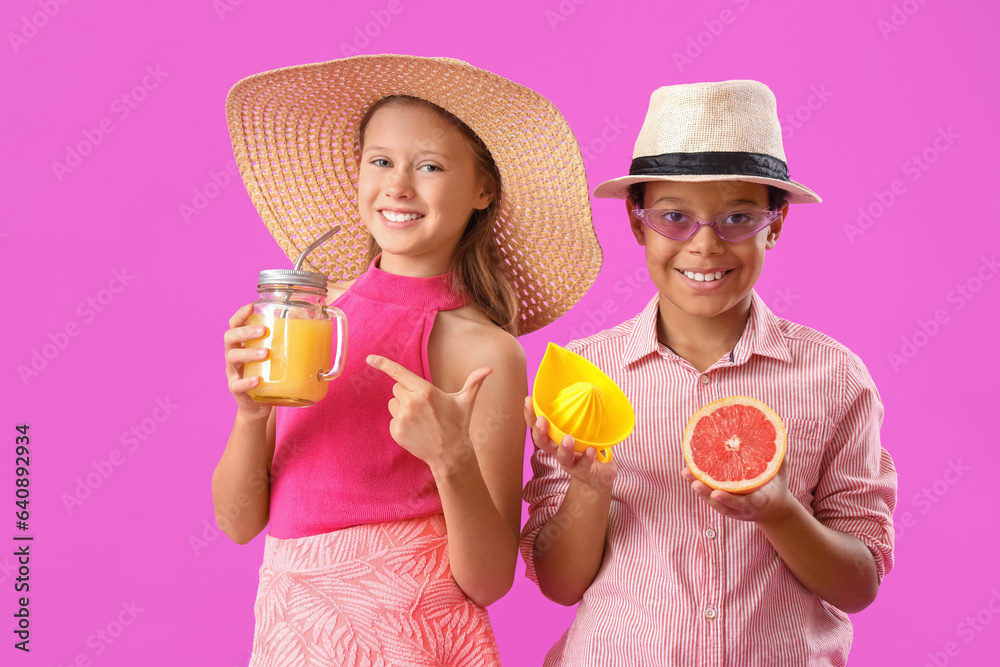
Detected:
[{"left": 244, "top": 313, "right": 334, "bottom": 406}]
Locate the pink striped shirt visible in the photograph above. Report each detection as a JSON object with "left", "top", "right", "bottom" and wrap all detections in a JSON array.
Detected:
[{"left": 521, "top": 292, "right": 897, "bottom": 666}]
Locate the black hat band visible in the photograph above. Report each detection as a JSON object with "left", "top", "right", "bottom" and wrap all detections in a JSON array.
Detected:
[{"left": 629, "top": 151, "right": 789, "bottom": 182}]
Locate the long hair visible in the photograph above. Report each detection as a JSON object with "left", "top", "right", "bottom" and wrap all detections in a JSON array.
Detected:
[{"left": 356, "top": 95, "right": 519, "bottom": 335}]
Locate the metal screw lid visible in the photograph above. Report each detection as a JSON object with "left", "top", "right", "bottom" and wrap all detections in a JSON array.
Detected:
[{"left": 257, "top": 269, "right": 328, "bottom": 291}]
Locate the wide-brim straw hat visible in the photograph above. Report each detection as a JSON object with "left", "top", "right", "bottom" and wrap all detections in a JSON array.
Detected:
[
  {"left": 226, "top": 54, "right": 602, "bottom": 336},
  {"left": 594, "top": 80, "right": 821, "bottom": 204}
]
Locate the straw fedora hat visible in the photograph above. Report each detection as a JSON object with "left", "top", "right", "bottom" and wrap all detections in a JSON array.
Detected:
[
  {"left": 226, "top": 54, "right": 602, "bottom": 336},
  {"left": 594, "top": 80, "right": 821, "bottom": 204}
]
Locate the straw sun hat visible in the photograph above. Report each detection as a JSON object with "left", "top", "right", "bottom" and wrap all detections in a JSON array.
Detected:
[
  {"left": 226, "top": 54, "right": 602, "bottom": 336},
  {"left": 594, "top": 80, "right": 821, "bottom": 204}
]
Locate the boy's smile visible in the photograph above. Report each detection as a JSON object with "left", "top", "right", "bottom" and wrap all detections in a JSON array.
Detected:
[{"left": 628, "top": 180, "right": 787, "bottom": 345}]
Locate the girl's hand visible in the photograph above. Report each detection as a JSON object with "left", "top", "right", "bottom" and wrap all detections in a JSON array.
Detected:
[
  {"left": 224, "top": 304, "right": 273, "bottom": 422},
  {"left": 366, "top": 354, "right": 491, "bottom": 473},
  {"left": 682, "top": 458, "right": 793, "bottom": 524},
  {"left": 524, "top": 396, "right": 617, "bottom": 492}
]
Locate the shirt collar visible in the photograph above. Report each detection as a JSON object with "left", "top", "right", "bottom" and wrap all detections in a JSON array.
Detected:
[
  {"left": 732, "top": 291, "right": 793, "bottom": 364},
  {"left": 622, "top": 294, "right": 665, "bottom": 366},
  {"left": 622, "top": 291, "right": 792, "bottom": 366}
]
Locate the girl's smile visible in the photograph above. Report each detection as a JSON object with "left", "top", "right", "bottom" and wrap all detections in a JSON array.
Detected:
[
  {"left": 378, "top": 207, "right": 425, "bottom": 227},
  {"left": 357, "top": 100, "right": 493, "bottom": 276}
]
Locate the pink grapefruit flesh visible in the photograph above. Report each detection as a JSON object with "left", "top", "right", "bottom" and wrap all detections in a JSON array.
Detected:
[{"left": 682, "top": 396, "right": 786, "bottom": 494}]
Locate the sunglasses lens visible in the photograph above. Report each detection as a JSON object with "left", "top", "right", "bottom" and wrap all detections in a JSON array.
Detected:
[
  {"left": 643, "top": 212, "right": 696, "bottom": 240},
  {"left": 717, "top": 213, "right": 773, "bottom": 241}
]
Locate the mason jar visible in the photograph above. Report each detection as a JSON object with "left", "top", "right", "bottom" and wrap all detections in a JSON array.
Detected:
[{"left": 242, "top": 269, "right": 347, "bottom": 407}]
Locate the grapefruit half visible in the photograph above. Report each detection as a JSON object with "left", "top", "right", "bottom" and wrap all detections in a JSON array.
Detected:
[{"left": 682, "top": 396, "right": 786, "bottom": 494}]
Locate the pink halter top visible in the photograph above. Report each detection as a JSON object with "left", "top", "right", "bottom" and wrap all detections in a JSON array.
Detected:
[{"left": 268, "top": 258, "right": 467, "bottom": 539}]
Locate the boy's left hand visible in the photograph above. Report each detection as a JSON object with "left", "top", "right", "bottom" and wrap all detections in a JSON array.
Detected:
[{"left": 682, "top": 458, "right": 793, "bottom": 524}]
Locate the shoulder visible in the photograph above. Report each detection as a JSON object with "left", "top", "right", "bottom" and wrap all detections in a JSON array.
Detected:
[
  {"left": 431, "top": 306, "right": 527, "bottom": 390},
  {"left": 774, "top": 316, "right": 877, "bottom": 388},
  {"left": 569, "top": 316, "right": 638, "bottom": 350},
  {"left": 444, "top": 306, "right": 526, "bottom": 368},
  {"left": 565, "top": 311, "right": 644, "bottom": 362}
]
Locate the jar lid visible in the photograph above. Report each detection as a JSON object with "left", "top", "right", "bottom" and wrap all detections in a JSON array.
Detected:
[{"left": 257, "top": 269, "right": 328, "bottom": 291}]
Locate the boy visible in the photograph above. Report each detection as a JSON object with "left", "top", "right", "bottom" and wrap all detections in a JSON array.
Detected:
[{"left": 521, "top": 81, "right": 896, "bottom": 666}]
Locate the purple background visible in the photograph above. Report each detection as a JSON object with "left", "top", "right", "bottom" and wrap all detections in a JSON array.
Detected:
[{"left": 3, "top": 0, "right": 999, "bottom": 665}]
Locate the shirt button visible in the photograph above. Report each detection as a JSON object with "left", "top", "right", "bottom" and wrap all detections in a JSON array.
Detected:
[
  {"left": 699, "top": 374, "right": 710, "bottom": 385},
  {"left": 705, "top": 607, "right": 717, "bottom": 620},
  {"left": 705, "top": 527, "right": 717, "bottom": 539}
]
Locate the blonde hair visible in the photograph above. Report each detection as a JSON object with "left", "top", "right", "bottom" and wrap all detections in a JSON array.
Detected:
[{"left": 357, "top": 96, "right": 520, "bottom": 335}]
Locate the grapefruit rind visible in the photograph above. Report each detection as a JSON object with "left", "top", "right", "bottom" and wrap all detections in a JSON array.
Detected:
[{"left": 682, "top": 395, "right": 786, "bottom": 494}]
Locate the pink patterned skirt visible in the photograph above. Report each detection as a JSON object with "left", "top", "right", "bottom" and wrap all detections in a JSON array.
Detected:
[{"left": 249, "top": 514, "right": 501, "bottom": 667}]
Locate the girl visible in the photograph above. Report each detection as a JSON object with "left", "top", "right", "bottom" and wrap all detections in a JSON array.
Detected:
[{"left": 212, "top": 55, "right": 601, "bottom": 666}]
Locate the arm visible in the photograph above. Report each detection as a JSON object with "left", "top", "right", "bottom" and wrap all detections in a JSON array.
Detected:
[
  {"left": 683, "top": 461, "right": 879, "bottom": 612},
  {"left": 433, "top": 343, "right": 527, "bottom": 607},
  {"left": 211, "top": 304, "right": 276, "bottom": 544},
  {"left": 523, "top": 404, "right": 617, "bottom": 606},
  {"left": 366, "top": 337, "right": 526, "bottom": 607},
  {"left": 756, "top": 480, "right": 880, "bottom": 612},
  {"left": 683, "top": 354, "right": 896, "bottom": 613}
]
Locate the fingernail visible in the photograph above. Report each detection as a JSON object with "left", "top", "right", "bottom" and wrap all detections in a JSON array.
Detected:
[{"left": 255, "top": 326, "right": 265, "bottom": 335}]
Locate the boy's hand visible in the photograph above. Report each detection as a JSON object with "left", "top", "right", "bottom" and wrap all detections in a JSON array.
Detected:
[
  {"left": 525, "top": 397, "right": 616, "bottom": 491},
  {"left": 682, "top": 458, "right": 793, "bottom": 524}
]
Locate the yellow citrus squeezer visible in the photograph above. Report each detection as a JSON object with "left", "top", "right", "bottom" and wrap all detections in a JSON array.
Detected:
[{"left": 532, "top": 343, "right": 636, "bottom": 462}]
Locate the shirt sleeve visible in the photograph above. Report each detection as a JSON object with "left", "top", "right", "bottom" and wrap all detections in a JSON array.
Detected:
[
  {"left": 519, "top": 444, "right": 572, "bottom": 590},
  {"left": 812, "top": 351, "right": 897, "bottom": 582}
]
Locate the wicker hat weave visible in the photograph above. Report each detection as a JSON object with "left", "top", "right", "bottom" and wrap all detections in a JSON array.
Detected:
[
  {"left": 226, "top": 54, "right": 602, "bottom": 336},
  {"left": 594, "top": 80, "right": 821, "bottom": 204}
]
